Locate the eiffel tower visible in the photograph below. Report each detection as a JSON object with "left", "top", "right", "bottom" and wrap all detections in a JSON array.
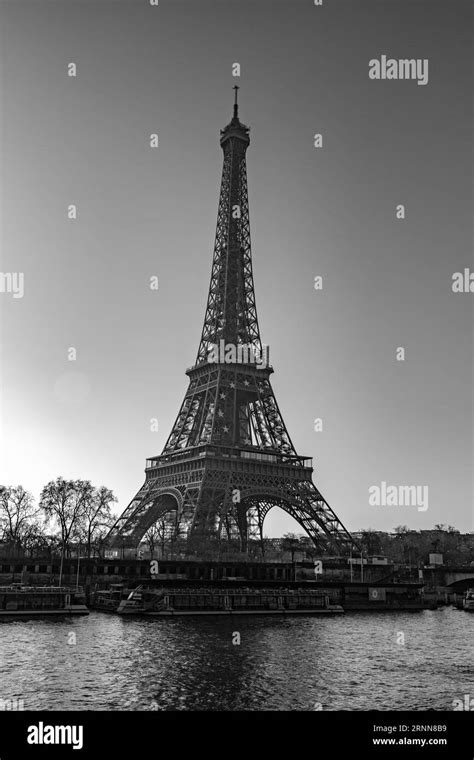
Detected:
[{"left": 107, "top": 89, "right": 357, "bottom": 558}]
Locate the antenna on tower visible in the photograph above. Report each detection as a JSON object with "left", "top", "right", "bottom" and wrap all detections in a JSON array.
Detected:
[{"left": 233, "top": 85, "right": 239, "bottom": 118}]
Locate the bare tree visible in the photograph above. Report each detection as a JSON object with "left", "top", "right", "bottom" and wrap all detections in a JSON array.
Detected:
[
  {"left": 39, "top": 478, "right": 93, "bottom": 584},
  {"left": 143, "top": 520, "right": 168, "bottom": 559},
  {"left": 360, "top": 529, "right": 382, "bottom": 557},
  {"left": 24, "top": 529, "right": 62, "bottom": 560},
  {"left": 0, "top": 486, "right": 41, "bottom": 553},
  {"left": 77, "top": 486, "right": 117, "bottom": 558},
  {"left": 281, "top": 533, "right": 301, "bottom": 563}
]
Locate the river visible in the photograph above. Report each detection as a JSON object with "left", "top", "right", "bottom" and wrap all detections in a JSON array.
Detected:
[{"left": 0, "top": 607, "right": 473, "bottom": 711}]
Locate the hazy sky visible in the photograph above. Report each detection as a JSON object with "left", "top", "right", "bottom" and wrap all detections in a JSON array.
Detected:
[{"left": 0, "top": 0, "right": 472, "bottom": 537}]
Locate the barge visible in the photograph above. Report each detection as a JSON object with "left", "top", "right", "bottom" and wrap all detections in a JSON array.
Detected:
[
  {"left": 92, "top": 584, "right": 343, "bottom": 616},
  {"left": 0, "top": 585, "right": 89, "bottom": 617},
  {"left": 130, "top": 587, "right": 343, "bottom": 616},
  {"left": 90, "top": 578, "right": 432, "bottom": 615}
]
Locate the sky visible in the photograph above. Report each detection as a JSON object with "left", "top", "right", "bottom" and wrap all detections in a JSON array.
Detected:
[{"left": 0, "top": 0, "right": 472, "bottom": 537}]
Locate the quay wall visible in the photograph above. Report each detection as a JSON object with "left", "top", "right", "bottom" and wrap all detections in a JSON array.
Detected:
[{"left": 0, "top": 557, "right": 401, "bottom": 589}]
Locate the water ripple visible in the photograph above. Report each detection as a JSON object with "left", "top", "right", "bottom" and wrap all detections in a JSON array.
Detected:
[{"left": 0, "top": 608, "right": 473, "bottom": 710}]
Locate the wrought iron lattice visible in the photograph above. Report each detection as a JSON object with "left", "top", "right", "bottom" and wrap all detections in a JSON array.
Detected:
[{"left": 106, "top": 94, "right": 358, "bottom": 557}]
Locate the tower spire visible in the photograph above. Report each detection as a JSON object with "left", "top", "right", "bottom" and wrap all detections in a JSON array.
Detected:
[{"left": 233, "top": 84, "right": 239, "bottom": 119}]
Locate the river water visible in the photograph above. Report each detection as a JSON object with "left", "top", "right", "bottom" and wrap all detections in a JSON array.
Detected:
[{"left": 0, "top": 607, "right": 473, "bottom": 711}]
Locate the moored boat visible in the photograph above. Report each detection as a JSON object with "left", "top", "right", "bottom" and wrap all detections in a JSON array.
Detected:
[
  {"left": 130, "top": 587, "right": 343, "bottom": 616},
  {"left": 91, "top": 584, "right": 130, "bottom": 613},
  {"left": 91, "top": 584, "right": 146, "bottom": 614},
  {"left": 0, "top": 585, "right": 89, "bottom": 617},
  {"left": 463, "top": 589, "right": 474, "bottom": 611}
]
